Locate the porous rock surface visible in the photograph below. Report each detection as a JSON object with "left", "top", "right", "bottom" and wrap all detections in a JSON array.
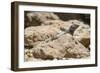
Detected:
[
  {"left": 24, "top": 12, "right": 90, "bottom": 61},
  {"left": 25, "top": 12, "right": 59, "bottom": 28}
]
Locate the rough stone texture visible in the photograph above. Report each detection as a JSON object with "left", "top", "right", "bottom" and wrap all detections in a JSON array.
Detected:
[
  {"left": 25, "top": 34, "right": 90, "bottom": 61},
  {"left": 24, "top": 49, "right": 34, "bottom": 61},
  {"left": 24, "top": 12, "right": 90, "bottom": 61},
  {"left": 33, "top": 34, "right": 89, "bottom": 59},
  {"left": 24, "top": 20, "right": 80, "bottom": 47},
  {"left": 25, "top": 12, "right": 59, "bottom": 28},
  {"left": 24, "top": 21, "right": 66, "bottom": 46}
]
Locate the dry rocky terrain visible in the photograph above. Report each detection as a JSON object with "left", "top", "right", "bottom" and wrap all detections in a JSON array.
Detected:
[{"left": 24, "top": 12, "right": 90, "bottom": 62}]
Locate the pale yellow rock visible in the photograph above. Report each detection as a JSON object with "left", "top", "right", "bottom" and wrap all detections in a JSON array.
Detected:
[
  {"left": 25, "top": 12, "right": 60, "bottom": 27},
  {"left": 31, "top": 34, "right": 89, "bottom": 60},
  {"left": 24, "top": 21, "right": 73, "bottom": 47},
  {"left": 24, "top": 19, "right": 90, "bottom": 61}
]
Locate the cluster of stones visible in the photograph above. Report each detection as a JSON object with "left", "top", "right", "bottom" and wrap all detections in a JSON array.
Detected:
[{"left": 24, "top": 12, "right": 90, "bottom": 61}]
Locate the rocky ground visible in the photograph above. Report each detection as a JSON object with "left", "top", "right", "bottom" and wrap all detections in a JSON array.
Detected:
[{"left": 24, "top": 12, "right": 90, "bottom": 62}]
